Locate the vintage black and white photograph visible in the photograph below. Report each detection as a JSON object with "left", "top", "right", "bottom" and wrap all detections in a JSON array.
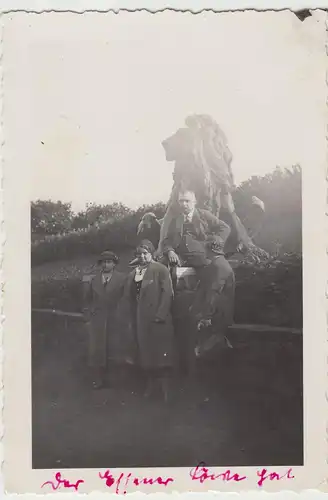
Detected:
[{"left": 2, "top": 9, "right": 327, "bottom": 494}]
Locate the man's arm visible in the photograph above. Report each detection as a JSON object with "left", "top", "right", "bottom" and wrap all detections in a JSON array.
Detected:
[
  {"left": 202, "top": 210, "right": 231, "bottom": 247},
  {"left": 162, "top": 219, "right": 176, "bottom": 255},
  {"left": 158, "top": 203, "right": 175, "bottom": 255},
  {"left": 155, "top": 264, "right": 174, "bottom": 322},
  {"left": 162, "top": 235, "right": 174, "bottom": 255},
  {"left": 162, "top": 223, "right": 182, "bottom": 265}
]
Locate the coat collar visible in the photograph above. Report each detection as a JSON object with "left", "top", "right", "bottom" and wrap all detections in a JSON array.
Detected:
[
  {"left": 184, "top": 208, "right": 195, "bottom": 223},
  {"left": 92, "top": 269, "right": 119, "bottom": 296},
  {"left": 125, "top": 262, "right": 154, "bottom": 297},
  {"left": 174, "top": 208, "right": 202, "bottom": 235}
]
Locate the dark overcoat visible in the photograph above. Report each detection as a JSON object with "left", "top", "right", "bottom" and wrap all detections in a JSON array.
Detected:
[
  {"left": 118, "top": 261, "right": 176, "bottom": 369},
  {"left": 83, "top": 269, "right": 126, "bottom": 367}
]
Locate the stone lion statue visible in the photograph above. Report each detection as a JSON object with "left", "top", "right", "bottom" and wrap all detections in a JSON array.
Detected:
[{"left": 158, "top": 114, "right": 267, "bottom": 260}]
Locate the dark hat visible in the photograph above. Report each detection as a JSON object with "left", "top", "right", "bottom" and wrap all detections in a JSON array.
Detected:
[
  {"left": 136, "top": 239, "right": 155, "bottom": 255},
  {"left": 98, "top": 250, "right": 119, "bottom": 264}
]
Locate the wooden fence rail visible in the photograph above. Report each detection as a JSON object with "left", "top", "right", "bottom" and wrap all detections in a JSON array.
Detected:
[{"left": 32, "top": 308, "right": 302, "bottom": 335}]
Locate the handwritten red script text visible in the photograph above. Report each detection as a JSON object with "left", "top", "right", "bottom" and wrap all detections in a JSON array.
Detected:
[
  {"left": 99, "top": 469, "right": 174, "bottom": 495},
  {"left": 190, "top": 462, "right": 247, "bottom": 483},
  {"left": 41, "top": 466, "right": 295, "bottom": 494},
  {"left": 257, "top": 467, "right": 295, "bottom": 487},
  {"left": 41, "top": 472, "right": 84, "bottom": 491}
]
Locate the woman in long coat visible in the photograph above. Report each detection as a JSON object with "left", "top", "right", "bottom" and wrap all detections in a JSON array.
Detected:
[
  {"left": 83, "top": 250, "right": 126, "bottom": 389},
  {"left": 119, "top": 240, "right": 175, "bottom": 401}
]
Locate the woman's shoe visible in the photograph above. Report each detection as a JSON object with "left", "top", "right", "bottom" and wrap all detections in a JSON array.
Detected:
[
  {"left": 92, "top": 367, "right": 107, "bottom": 390},
  {"left": 160, "top": 378, "right": 170, "bottom": 404},
  {"left": 92, "top": 379, "right": 105, "bottom": 390},
  {"left": 143, "top": 378, "right": 155, "bottom": 398}
]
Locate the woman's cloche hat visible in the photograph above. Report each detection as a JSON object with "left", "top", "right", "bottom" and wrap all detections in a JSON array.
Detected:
[{"left": 97, "top": 250, "right": 119, "bottom": 265}]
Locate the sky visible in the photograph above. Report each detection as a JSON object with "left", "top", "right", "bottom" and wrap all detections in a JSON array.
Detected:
[{"left": 5, "top": 11, "right": 325, "bottom": 212}]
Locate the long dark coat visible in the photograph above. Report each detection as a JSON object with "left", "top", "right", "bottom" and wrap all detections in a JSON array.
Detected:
[
  {"left": 118, "top": 261, "right": 175, "bottom": 370},
  {"left": 83, "top": 269, "right": 126, "bottom": 367}
]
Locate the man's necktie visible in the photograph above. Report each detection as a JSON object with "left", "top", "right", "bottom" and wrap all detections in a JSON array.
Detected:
[{"left": 103, "top": 276, "right": 110, "bottom": 286}]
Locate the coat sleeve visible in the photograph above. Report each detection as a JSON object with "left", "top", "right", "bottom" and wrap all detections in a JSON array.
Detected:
[
  {"left": 116, "top": 273, "right": 132, "bottom": 321},
  {"left": 162, "top": 221, "right": 176, "bottom": 255},
  {"left": 82, "top": 276, "right": 93, "bottom": 319},
  {"left": 155, "top": 265, "right": 174, "bottom": 321},
  {"left": 203, "top": 210, "right": 231, "bottom": 248},
  {"left": 116, "top": 273, "right": 128, "bottom": 301}
]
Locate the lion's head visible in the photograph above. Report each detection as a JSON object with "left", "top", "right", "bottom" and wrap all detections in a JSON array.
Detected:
[{"left": 162, "top": 114, "right": 235, "bottom": 194}]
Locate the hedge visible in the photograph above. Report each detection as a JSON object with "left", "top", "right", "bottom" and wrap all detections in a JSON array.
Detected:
[
  {"left": 233, "top": 253, "right": 302, "bottom": 327},
  {"left": 31, "top": 253, "right": 302, "bottom": 328},
  {"left": 31, "top": 205, "right": 166, "bottom": 266}
]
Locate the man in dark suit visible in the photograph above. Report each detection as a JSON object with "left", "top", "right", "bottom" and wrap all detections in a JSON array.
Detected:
[{"left": 162, "top": 190, "right": 235, "bottom": 327}]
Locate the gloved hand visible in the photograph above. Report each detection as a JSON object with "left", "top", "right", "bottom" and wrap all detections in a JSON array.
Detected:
[{"left": 197, "top": 318, "right": 212, "bottom": 330}]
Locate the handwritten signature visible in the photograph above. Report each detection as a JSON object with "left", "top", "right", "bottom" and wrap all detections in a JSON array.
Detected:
[
  {"left": 99, "top": 469, "right": 174, "bottom": 495},
  {"left": 41, "top": 472, "right": 84, "bottom": 492}
]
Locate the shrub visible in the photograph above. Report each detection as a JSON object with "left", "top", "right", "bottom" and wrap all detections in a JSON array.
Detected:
[
  {"left": 234, "top": 253, "right": 302, "bottom": 327},
  {"left": 31, "top": 200, "right": 74, "bottom": 236},
  {"left": 71, "top": 202, "right": 132, "bottom": 230},
  {"left": 31, "top": 166, "right": 302, "bottom": 265},
  {"left": 234, "top": 165, "right": 302, "bottom": 254},
  {"left": 31, "top": 203, "right": 166, "bottom": 266},
  {"left": 31, "top": 253, "right": 302, "bottom": 328},
  {"left": 32, "top": 277, "right": 83, "bottom": 313}
]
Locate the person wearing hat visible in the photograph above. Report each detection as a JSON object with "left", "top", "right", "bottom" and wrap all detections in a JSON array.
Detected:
[
  {"left": 118, "top": 239, "right": 175, "bottom": 402},
  {"left": 83, "top": 250, "right": 126, "bottom": 389}
]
